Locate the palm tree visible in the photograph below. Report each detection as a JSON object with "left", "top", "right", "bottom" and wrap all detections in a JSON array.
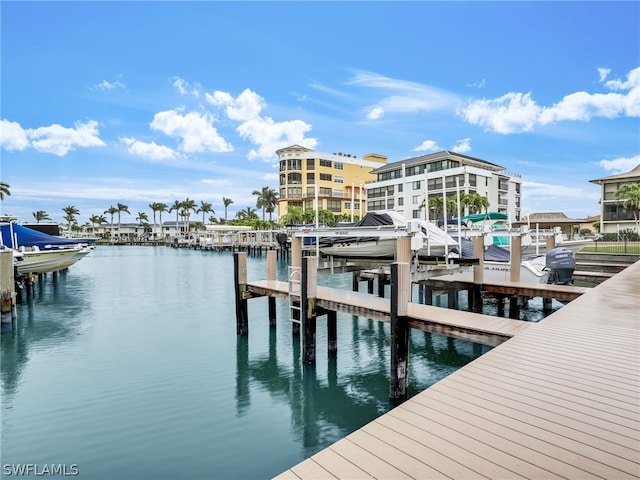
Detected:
[
  {"left": 104, "top": 206, "right": 118, "bottom": 239},
  {"left": 208, "top": 215, "right": 219, "bottom": 224},
  {"left": 222, "top": 197, "right": 233, "bottom": 223},
  {"left": 0, "top": 181, "right": 10, "bottom": 200},
  {"left": 136, "top": 211, "right": 149, "bottom": 224},
  {"left": 280, "top": 205, "right": 304, "bottom": 225},
  {"left": 89, "top": 214, "right": 107, "bottom": 235},
  {"left": 614, "top": 182, "right": 640, "bottom": 233},
  {"left": 169, "top": 200, "right": 183, "bottom": 235},
  {"left": 263, "top": 187, "right": 279, "bottom": 222},
  {"left": 236, "top": 207, "right": 258, "bottom": 220},
  {"left": 116, "top": 203, "right": 130, "bottom": 239},
  {"left": 182, "top": 197, "right": 197, "bottom": 232},
  {"left": 253, "top": 186, "right": 278, "bottom": 221},
  {"left": 461, "top": 192, "right": 490, "bottom": 215},
  {"left": 197, "top": 201, "right": 214, "bottom": 224},
  {"left": 62, "top": 205, "right": 80, "bottom": 236},
  {"left": 149, "top": 202, "right": 167, "bottom": 240},
  {"left": 32, "top": 210, "right": 51, "bottom": 223}
]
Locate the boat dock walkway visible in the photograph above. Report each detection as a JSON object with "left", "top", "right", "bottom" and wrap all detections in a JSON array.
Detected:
[
  {"left": 274, "top": 260, "right": 640, "bottom": 480},
  {"left": 247, "top": 280, "right": 531, "bottom": 346}
]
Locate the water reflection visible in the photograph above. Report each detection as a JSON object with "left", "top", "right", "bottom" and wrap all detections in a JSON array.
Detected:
[
  {"left": 1, "top": 270, "right": 92, "bottom": 398},
  {"left": 235, "top": 312, "right": 491, "bottom": 456}
]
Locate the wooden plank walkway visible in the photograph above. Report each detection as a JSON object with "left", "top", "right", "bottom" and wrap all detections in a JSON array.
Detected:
[
  {"left": 247, "top": 280, "right": 532, "bottom": 345},
  {"left": 274, "top": 260, "right": 640, "bottom": 480}
]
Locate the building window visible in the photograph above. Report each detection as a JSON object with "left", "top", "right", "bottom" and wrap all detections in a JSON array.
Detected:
[
  {"left": 398, "top": 197, "right": 404, "bottom": 206},
  {"left": 307, "top": 159, "right": 315, "bottom": 170},
  {"left": 279, "top": 160, "right": 286, "bottom": 172},
  {"left": 287, "top": 172, "right": 302, "bottom": 184},
  {"left": 319, "top": 187, "right": 332, "bottom": 196},
  {"left": 412, "top": 210, "right": 421, "bottom": 219},
  {"left": 280, "top": 188, "right": 286, "bottom": 199},
  {"left": 304, "top": 200, "right": 314, "bottom": 210},
  {"left": 412, "top": 181, "right": 421, "bottom": 190},
  {"left": 320, "top": 159, "right": 332, "bottom": 168},
  {"left": 287, "top": 187, "right": 302, "bottom": 198},
  {"left": 307, "top": 173, "right": 315, "bottom": 184},
  {"left": 335, "top": 176, "right": 344, "bottom": 184},
  {"left": 320, "top": 173, "right": 332, "bottom": 181},
  {"left": 412, "top": 195, "right": 421, "bottom": 205},
  {"left": 334, "top": 162, "right": 344, "bottom": 170},
  {"left": 327, "top": 200, "right": 342, "bottom": 212},
  {"left": 398, "top": 184, "right": 403, "bottom": 192},
  {"left": 287, "top": 159, "right": 302, "bottom": 170},
  {"left": 334, "top": 189, "right": 344, "bottom": 198}
]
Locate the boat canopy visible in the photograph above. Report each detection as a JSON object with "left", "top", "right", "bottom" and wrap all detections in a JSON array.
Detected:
[
  {"left": 0, "top": 222, "right": 84, "bottom": 249},
  {"left": 460, "top": 212, "right": 508, "bottom": 223}
]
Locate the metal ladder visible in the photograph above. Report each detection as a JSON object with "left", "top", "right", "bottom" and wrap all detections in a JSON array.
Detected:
[{"left": 288, "top": 266, "right": 301, "bottom": 324}]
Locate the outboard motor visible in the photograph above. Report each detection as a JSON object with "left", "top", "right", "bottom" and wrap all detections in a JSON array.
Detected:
[{"left": 546, "top": 247, "right": 575, "bottom": 285}]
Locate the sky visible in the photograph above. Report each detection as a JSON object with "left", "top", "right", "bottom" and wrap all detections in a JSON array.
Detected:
[{"left": 1, "top": 1, "right": 639, "bottom": 226}]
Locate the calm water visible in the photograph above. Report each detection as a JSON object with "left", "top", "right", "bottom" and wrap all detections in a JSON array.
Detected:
[{"left": 1, "top": 246, "right": 554, "bottom": 479}]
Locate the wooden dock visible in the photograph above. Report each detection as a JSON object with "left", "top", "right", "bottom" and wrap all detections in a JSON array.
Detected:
[
  {"left": 247, "top": 279, "right": 531, "bottom": 346},
  {"left": 274, "top": 260, "right": 640, "bottom": 480}
]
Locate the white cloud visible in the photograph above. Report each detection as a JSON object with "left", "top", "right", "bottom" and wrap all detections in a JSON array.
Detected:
[
  {"left": 413, "top": 140, "right": 440, "bottom": 152},
  {"left": 121, "top": 137, "right": 177, "bottom": 161},
  {"left": 598, "top": 67, "right": 611, "bottom": 83},
  {"left": 0, "top": 119, "right": 29, "bottom": 151},
  {"left": 460, "top": 92, "right": 541, "bottom": 134},
  {"left": 597, "top": 155, "right": 640, "bottom": 174},
  {"left": 237, "top": 117, "right": 317, "bottom": 162},
  {"left": 201, "top": 178, "right": 231, "bottom": 186},
  {"left": 466, "top": 79, "right": 486, "bottom": 89},
  {"left": 451, "top": 138, "right": 471, "bottom": 153},
  {"left": 150, "top": 109, "right": 233, "bottom": 153},
  {"left": 523, "top": 181, "right": 589, "bottom": 199},
  {"left": 27, "top": 120, "right": 106, "bottom": 156},
  {"left": 461, "top": 66, "right": 640, "bottom": 134},
  {"left": 205, "top": 88, "right": 265, "bottom": 122},
  {"left": 172, "top": 76, "right": 201, "bottom": 97},
  {"left": 348, "top": 71, "right": 461, "bottom": 119},
  {"left": 204, "top": 88, "right": 318, "bottom": 162},
  {"left": 94, "top": 79, "right": 126, "bottom": 91},
  {"left": 367, "top": 107, "right": 384, "bottom": 120}
]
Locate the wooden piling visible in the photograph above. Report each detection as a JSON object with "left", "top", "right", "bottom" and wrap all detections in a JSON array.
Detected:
[
  {"left": 510, "top": 236, "right": 521, "bottom": 283},
  {"left": 301, "top": 256, "right": 318, "bottom": 365},
  {"left": 234, "top": 252, "right": 249, "bottom": 335},
  {"left": 390, "top": 262, "right": 410, "bottom": 405},
  {"left": 266, "top": 250, "right": 277, "bottom": 327},
  {"left": 327, "top": 310, "right": 337, "bottom": 355},
  {"left": 471, "top": 236, "right": 484, "bottom": 313}
]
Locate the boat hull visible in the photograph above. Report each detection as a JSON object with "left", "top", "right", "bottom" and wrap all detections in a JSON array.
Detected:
[{"left": 15, "top": 247, "right": 91, "bottom": 275}]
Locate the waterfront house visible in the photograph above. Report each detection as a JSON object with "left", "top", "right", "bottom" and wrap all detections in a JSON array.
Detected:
[{"left": 590, "top": 164, "right": 640, "bottom": 234}]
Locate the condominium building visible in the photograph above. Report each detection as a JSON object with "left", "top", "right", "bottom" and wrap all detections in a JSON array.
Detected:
[
  {"left": 589, "top": 163, "right": 640, "bottom": 234},
  {"left": 276, "top": 145, "right": 387, "bottom": 221},
  {"left": 366, "top": 151, "right": 523, "bottom": 221}
]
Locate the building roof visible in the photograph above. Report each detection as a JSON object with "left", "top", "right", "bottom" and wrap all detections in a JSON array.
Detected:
[
  {"left": 589, "top": 164, "right": 640, "bottom": 183},
  {"left": 370, "top": 150, "right": 505, "bottom": 174}
]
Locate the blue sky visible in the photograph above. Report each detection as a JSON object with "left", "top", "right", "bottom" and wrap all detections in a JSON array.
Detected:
[{"left": 1, "top": 1, "right": 639, "bottom": 226}]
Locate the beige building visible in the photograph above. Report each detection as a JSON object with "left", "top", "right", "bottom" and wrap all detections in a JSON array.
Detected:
[
  {"left": 590, "top": 164, "right": 640, "bottom": 234},
  {"left": 276, "top": 145, "right": 387, "bottom": 221}
]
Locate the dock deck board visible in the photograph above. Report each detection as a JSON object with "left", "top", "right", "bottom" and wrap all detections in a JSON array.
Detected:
[{"left": 273, "top": 260, "right": 640, "bottom": 479}]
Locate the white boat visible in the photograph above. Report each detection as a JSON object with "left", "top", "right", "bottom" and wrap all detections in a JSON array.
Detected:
[
  {"left": 314, "top": 211, "right": 458, "bottom": 259},
  {"left": 1, "top": 220, "right": 93, "bottom": 275},
  {"left": 451, "top": 238, "right": 575, "bottom": 285},
  {"left": 13, "top": 245, "right": 92, "bottom": 275}
]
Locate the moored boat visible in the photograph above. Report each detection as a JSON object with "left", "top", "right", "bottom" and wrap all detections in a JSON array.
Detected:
[{"left": 0, "top": 220, "right": 93, "bottom": 274}]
